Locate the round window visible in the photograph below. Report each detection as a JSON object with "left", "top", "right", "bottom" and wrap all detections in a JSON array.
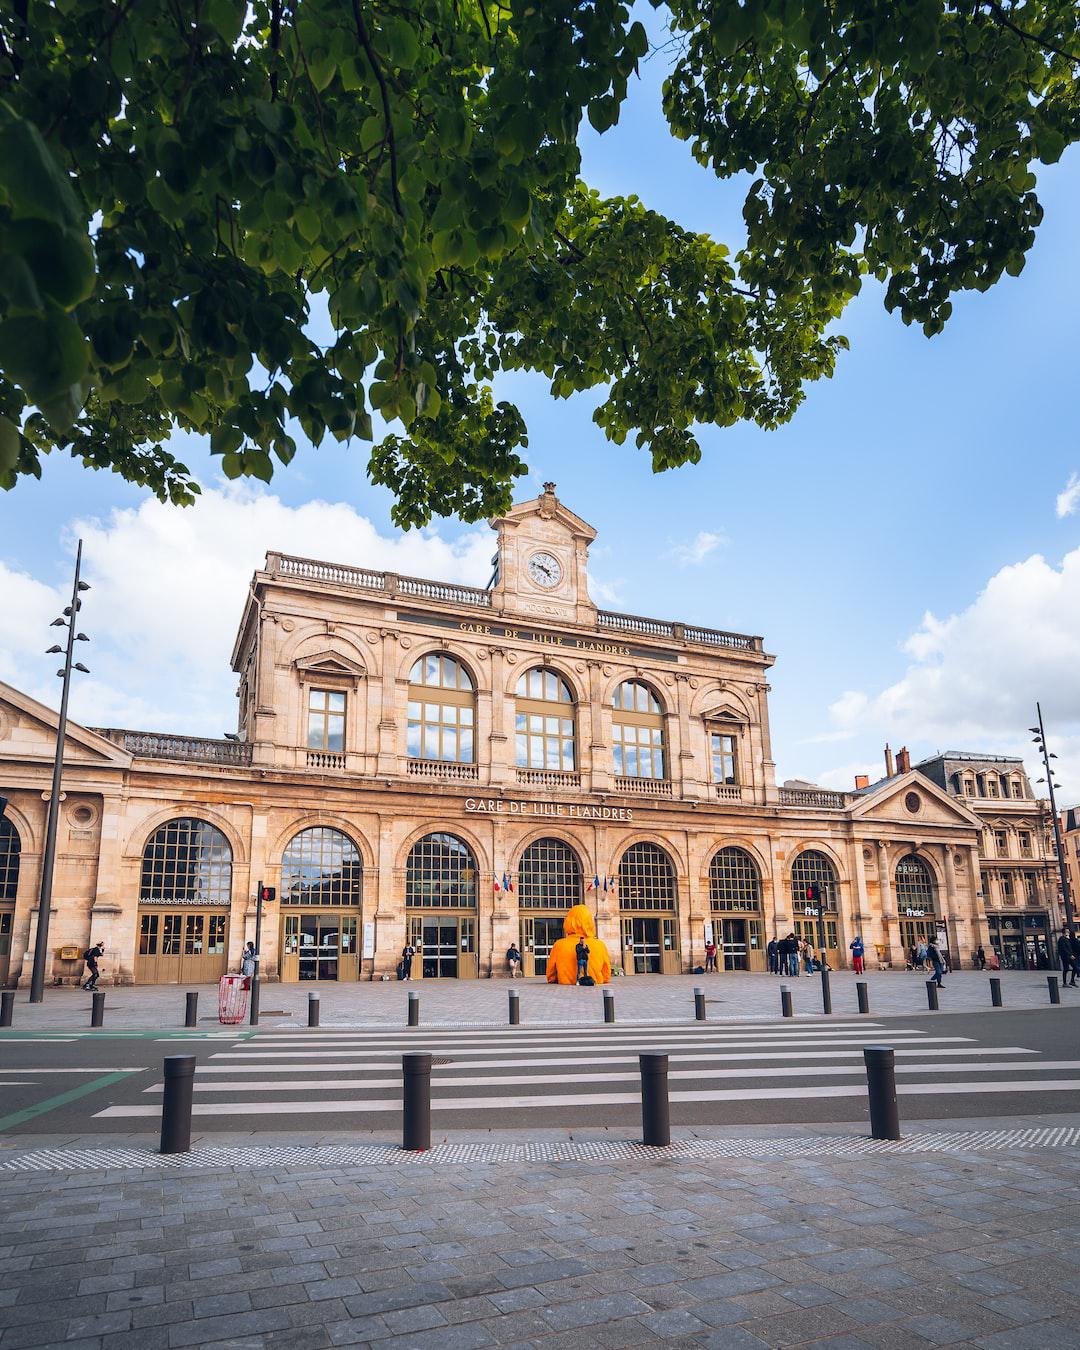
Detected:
[{"left": 904, "top": 791, "right": 921, "bottom": 814}]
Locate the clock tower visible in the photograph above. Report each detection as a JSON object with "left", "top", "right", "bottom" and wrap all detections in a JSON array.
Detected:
[{"left": 489, "top": 482, "right": 598, "bottom": 625}]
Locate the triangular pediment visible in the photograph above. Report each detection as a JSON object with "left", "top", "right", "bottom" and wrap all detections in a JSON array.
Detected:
[
  {"left": 701, "top": 702, "right": 750, "bottom": 725},
  {"left": 850, "top": 769, "right": 982, "bottom": 828},
  {"left": 294, "top": 651, "right": 366, "bottom": 682},
  {"left": 490, "top": 485, "right": 597, "bottom": 543},
  {"left": 0, "top": 680, "right": 131, "bottom": 767}
]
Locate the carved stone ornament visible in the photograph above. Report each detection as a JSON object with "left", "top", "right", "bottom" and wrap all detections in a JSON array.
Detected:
[
  {"left": 575, "top": 662, "right": 586, "bottom": 673},
  {"left": 905, "top": 791, "right": 921, "bottom": 814},
  {"left": 602, "top": 664, "right": 612, "bottom": 677},
  {"left": 862, "top": 847, "right": 874, "bottom": 862},
  {"left": 506, "top": 652, "right": 518, "bottom": 665},
  {"left": 689, "top": 678, "right": 699, "bottom": 689},
  {"left": 365, "top": 631, "right": 379, "bottom": 644},
  {"left": 399, "top": 636, "right": 412, "bottom": 649},
  {"left": 280, "top": 618, "right": 295, "bottom": 633}
]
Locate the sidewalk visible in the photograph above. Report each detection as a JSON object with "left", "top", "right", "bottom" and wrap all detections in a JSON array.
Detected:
[
  {"left": 3, "top": 1114, "right": 1080, "bottom": 1348},
  {"left": 2, "top": 970, "right": 1071, "bottom": 1031}
]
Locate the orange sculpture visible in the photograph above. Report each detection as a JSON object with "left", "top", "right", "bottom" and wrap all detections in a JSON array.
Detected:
[{"left": 545, "top": 904, "right": 612, "bottom": 985}]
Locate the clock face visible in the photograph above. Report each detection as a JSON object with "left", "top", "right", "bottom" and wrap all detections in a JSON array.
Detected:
[{"left": 527, "top": 551, "right": 562, "bottom": 589}]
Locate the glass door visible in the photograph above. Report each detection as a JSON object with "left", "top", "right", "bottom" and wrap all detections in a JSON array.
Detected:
[
  {"left": 422, "top": 917, "right": 459, "bottom": 978},
  {"left": 317, "top": 917, "right": 340, "bottom": 980},
  {"left": 721, "top": 918, "right": 749, "bottom": 971},
  {"left": 631, "top": 917, "right": 661, "bottom": 973},
  {"left": 298, "top": 912, "right": 320, "bottom": 980},
  {"left": 522, "top": 916, "right": 563, "bottom": 974}
]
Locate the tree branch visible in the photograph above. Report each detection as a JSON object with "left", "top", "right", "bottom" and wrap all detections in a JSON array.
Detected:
[
  {"left": 985, "top": 0, "right": 1080, "bottom": 63},
  {"left": 350, "top": 0, "right": 404, "bottom": 217}
]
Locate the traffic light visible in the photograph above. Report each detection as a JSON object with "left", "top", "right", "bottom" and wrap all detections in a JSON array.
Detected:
[
  {"left": 259, "top": 885, "right": 276, "bottom": 903},
  {"left": 808, "top": 882, "right": 822, "bottom": 907}
]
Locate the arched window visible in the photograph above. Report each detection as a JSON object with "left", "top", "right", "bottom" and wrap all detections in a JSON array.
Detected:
[
  {"left": 612, "top": 680, "right": 665, "bottom": 779},
  {"left": 518, "top": 838, "right": 582, "bottom": 910},
  {"left": 895, "top": 855, "right": 935, "bottom": 914},
  {"left": 140, "top": 818, "right": 232, "bottom": 905},
  {"left": 515, "top": 667, "right": 575, "bottom": 770},
  {"left": 0, "top": 818, "right": 20, "bottom": 901},
  {"left": 282, "top": 827, "right": 362, "bottom": 906},
  {"left": 406, "top": 833, "right": 478, "bottom": 909},
  {"left": 407, "top": 654, "right": 475, "bottom": 762},
  {"left": 618, "top": 842, "right": 677, "bottom": 911},
  {"left": 709, "top": 847, "right": 761, "bottom": 912},
  {"left": 790, "top": 849, "right": 838, "bottom": 910}
]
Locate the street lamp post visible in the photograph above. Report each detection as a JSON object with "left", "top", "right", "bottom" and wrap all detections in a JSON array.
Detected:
[
  {"left": 29, "top": 540, "right": 91, "bottom": 1003},
  {"left": 1030, "top": 703, "right": 1074, "bottom": 939}
]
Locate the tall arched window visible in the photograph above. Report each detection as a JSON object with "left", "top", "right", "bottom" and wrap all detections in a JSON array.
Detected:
[
  {"left": 895, "top": 855, "right": 935, "bottom": 913},
  {"left": 515, "top": 667, "right": 575, "bottom": 770},
  {"left": 709, "top": 847, "right": 761, "bottom": 911},
  {"left": 140, "top": 818, "right": 232, "bottom": 905},
  {"left": 407, "top": 654, "right": 475, "bottom": 762},
  {"left": 618, "top": 842, "right": 677, "bottom": 911},
  {"left": 282, "top": 827, "right": 362, "bottom": 906},
  {"left": 790, "top": 849, "right": 838, "bottom": 910},
  {"left": 406, "top": 833, "right": 478, "bottom": 908},
  {"left": 612, "top": 681, "right": 665, "bottom": 779},
  {"left": 518, "top": 838, "right": 582, "bottom": 909},
  {"left": 0, "top": 818, "right": 19, "bottom": 901}
]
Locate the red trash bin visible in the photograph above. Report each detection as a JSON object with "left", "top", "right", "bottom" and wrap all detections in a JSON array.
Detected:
[{"left": 218, "top": 973, "right": 249, "bottom": 1025}]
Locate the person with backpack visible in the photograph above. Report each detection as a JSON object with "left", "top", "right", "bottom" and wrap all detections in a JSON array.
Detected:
[
  {"left": 82, "top": 942, "right": 104, "bottom": 991},
  {"left": 704, "top": 938, "right": 718, "bottom": 973},
  {"left": 575, "top": 936, "right": 590, "bottom": 983},
  {"left": 506, "top": 943, "right": 522, "bottom": 978},
  {"left": 849, "top": 934, "right": 865, "bottom": 975},
  {"left": 926, "top": 937, "right": 946, "bottom": 988},
  {"left": 240, "top": 941, "right": 257, "bottom": 989}
]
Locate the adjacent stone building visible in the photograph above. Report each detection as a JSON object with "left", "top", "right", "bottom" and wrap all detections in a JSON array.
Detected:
[{"left": 0, "top": 485, "right": 1053, "bottom": 986}]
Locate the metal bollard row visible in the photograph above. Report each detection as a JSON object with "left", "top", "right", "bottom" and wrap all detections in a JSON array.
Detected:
[
  {"left": 91, "top": 990, "right": 105, "bottom": 1027},
  {"left": 402, "top": 1052, "right": 431, "bottom": 1151},
  {"left": 864, "top": 1045, "right": 900, "bottom": 1140},
  {"left": 308, "top": 991, "right": 320, "bottom": 1027},
  {"left": 509, "top": 989, "right": 520, "bottom": 1025},
  {"left": 640, "top": 1052, "right": 670, "bottom": 1147},
  {"left": 820, "top": 969, "right": 832, "bottom": 1016},
  {"left": 407, "top": 990, "right": 420, "bottom": 1027},
  {"left": 185, "top": 991, "right": 198, "bottom": 1029},
  {"left": 1048, "top": 974, "right": 1061, "bottom": 1005},
  {"left": 160, "top": 1055, "right": 195, "bottom": 1154},
  {"left": 856, "top": 981, "right": 869, "bottom": 1015},
  {"left": 603, "top": 989, "right": 615, "bottom": 1024},
  {"left": 925, "top": 980, "right": 939, "bottom": 1012},
  {"left": 990, "top": 976, "right": 1003, "bottom": 1007}
]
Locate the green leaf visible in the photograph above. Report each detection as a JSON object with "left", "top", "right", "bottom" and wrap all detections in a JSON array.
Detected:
[{"left": 0, "top": 102, "right": 84, "bottom": 229}]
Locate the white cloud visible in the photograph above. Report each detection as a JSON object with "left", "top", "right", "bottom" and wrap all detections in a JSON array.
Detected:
[
  {"left": 2, "top": 485, "right": 491, "bottom": 737},
  {"left": 820, "top": 544, "right": 1080, "bottom": 799},
  {"left": 667, "top": 530, "right": 727, "bottom": 567},
  {"left": 588, "top": 573, "right": 624, "bottom": 607},
  {"left": 1057, "top": 471, "right": 1080, "bottom": 519}
]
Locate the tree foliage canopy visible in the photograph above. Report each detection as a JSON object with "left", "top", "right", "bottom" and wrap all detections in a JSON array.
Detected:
[{"left": 0, "top": 0, "right": 1077, "bottom": 524}]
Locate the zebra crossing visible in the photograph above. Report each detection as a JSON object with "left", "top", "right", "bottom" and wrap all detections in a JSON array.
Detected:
[{"left": 91, "top": 1016, "right": 1080, "bottom": 1128}]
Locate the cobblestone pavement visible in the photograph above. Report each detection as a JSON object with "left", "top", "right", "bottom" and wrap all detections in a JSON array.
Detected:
[
  {"left": 3, "top": 970, "right": 1073, "bottom": 1031},
  {"left": 3, "top": 1125, "right": 1080, "bottom": 1349}
]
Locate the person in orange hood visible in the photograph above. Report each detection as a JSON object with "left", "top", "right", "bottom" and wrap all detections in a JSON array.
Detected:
[{"left": 546, "top": 903, "right": 611, "bottom": 985}]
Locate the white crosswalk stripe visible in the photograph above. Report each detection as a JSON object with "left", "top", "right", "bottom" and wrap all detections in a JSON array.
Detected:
[{"left": 91, "top": 1017, "right": 1080, "bottom": 1124}]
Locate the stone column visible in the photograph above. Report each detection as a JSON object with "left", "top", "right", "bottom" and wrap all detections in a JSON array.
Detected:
[
  {"left": 879, "top": 841, "right": 904, "bottom": 967},
  {"left": 588, "top": 663, "right": 610, "bottom": 793},
  {"left": 488, "top": 650, "right": 510, "bottom": 786},
  {"left": 942, "top": 843, "right": 963, "bottom": 971},
  {"left": 373, "top": 816, "right": 401, "bottom": 980}
]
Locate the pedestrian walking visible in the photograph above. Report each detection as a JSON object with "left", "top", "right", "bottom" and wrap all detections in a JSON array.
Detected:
[
  {"left": 915, "top": 939, "right": 928, "bottom": 971},
  {"left": 926, "top": 937, "right": 945, "bottom": 987},
  {"left": 849, "top": 934, "right": 865, "bottom": 975},
  {"left": 974, "top": 944, "right": 986, "bottom": 970},
  {"left": 704, "top": 939, "right": 718, "bottom": 973},
  {"left": 1058, "top": 931, "right": 1077, "bottom": 987},
  {"left": 575, "top": 936, "right": 590, "bottom": 983},
  {"left": 506, "top": 943, "right": 522, "bottom": 978},
  {"left": 767, "top": 936, "right": 780, "bottom": 975},
  {"left": 802, "top": 937, "right": 816, "bottom": 975},
  {"left": 81, "top": 942, "right": 104, "bottom": 991},
  {"left": 240, "top": 941, "right": 257, "bottom": 989}
]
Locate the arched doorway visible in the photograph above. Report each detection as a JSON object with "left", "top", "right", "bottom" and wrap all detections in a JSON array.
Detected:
[
  {"left": 895, "top": 855, "right": 939, "bottom": 962},
  {"left": 279, "top": 826, "right": 363, "bottom": 981},
  {"left": 618, "top": 842, "right": 679, "bottom": 975},
  {"left": 136, "top": 818, "right": 232, "bottom": 983},
  {"left": 517, "top": 837, "right": 583, "bottom": 976},
  {"left": 790, "top": 849, "right": 841, "bottom": 960},
  {"left": 709, "top": 846, "right": 764, "bottom": 971},
  {"left": 405, "top": 833, "right": 479, "bottom": 978}
]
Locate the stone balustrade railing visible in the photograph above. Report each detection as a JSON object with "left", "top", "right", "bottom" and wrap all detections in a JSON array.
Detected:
[
  {"left": 93, "top": 728, "right": 252, "bottom": 765},
  {"left": 778, "top": 787, "right": 848, "bottom": 809}
]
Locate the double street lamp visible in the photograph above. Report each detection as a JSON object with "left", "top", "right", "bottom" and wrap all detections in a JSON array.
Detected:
[
  {"left": 1030, "top": 702, "right": 1075, "bottom": 938},
  {"left": 29, "top": 540, "right": 91, "bottom": 1004}
]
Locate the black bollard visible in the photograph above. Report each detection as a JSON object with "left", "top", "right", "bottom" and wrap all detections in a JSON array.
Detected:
[
  {"left": 603, "top": 989, "right": 615, "bottom": 1024},
  {"left": 820, "top": 969, "right": 832, "bottom": 1016},
  {"left": 0, "top": 990, "right": 13, "bottom": 1027},
  {"left": 856, "top": 981, "right": 870, "bottom": 1015},
  {"left": 990, "top": 976, "right": 1003, "bottom": 1007},
  {"left": 780, "top": 984, "right": 793, "bottom": 1018},
  {"left": 402, "top": 1052, "right": 431, "bottom": 1151},
  {"left": 407, "top": 990, "right": 419, "bottom": 1027},
  {"left": 640, "top": 1052, "right": 671, "bottom": 1147},
  {"left": 694, "top": 987, "right": 706, "bottom": 1022},
  {"left": 926, "top": 980, "right": 939, "bottom": 1011},
  {"left": 308, "top": 991, "right": 320, "bottom": 1027},
  {"left": 863, "top": 1045, "right": 901, "bottom": 1141},
  {"left": 160, "top": 1055, "right": 196, "bottom": 1154},
  {"left": 1048, "top": 975, "right": 1061, "bottom": 1005},
  {"left": 184, "top": 991, "right": 198, "bottom": 1029},
  {"left": 509, "top": 988, "right": 520, "bottom": 1025},
  {"left": 91, "top": 990, "right": 105, "bottom": 1027}
]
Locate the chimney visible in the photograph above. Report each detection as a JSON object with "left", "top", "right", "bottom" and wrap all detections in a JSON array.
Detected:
[
  {"left": 897, "top": 746, "right": 911, "bottom": 774},
  {"left": 855, "top": 774, "right": 869, "bottom": 790},
  {"left": 885, "top": 743, "right": 895, "bottom": 777}
]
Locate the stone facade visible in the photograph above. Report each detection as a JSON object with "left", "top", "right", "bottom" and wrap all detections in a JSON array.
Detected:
[{"left": 0, "top": 486, "right": 1014, "bottom": 986}]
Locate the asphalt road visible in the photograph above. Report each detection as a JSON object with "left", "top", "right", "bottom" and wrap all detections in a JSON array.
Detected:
[{"left": 2, "top": 1008, "right": 1079, "bottom": 1140}]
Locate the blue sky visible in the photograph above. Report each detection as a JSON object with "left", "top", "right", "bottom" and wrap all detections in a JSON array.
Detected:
[{"left": 2, "top": 25, "right": 1079, "bottom": 799}]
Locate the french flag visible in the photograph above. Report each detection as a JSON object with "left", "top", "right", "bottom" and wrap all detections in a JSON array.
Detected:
[
  {"left": 588, "top": 873, "right": 600, "bottom": 891},
  {"left": 493, "top": 875, "right": 501, "bottom": 893},
  {"left": 502, "top": 872, "right": 514, "bottom": 894}
]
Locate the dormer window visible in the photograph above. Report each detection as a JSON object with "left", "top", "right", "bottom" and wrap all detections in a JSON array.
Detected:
[{"left": 307, "top": 689, "right": 345, "bottom": 752}]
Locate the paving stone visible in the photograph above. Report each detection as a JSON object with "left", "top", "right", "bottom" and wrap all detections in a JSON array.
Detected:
[
  {"left": 639, "top": 1306, "right": 709, "bottom": 1337},
  {"left": 539, "top": 1292, "right": 654, "bottom": 1331}
]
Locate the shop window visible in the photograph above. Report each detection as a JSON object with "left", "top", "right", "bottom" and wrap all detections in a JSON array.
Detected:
[
  {"left": 709, "top": 847, "right": 761, "bottom": 911},
  {"left": 140, "top": 818, "right": 232, "bottom": 905},
  {"left": 515, "top": 667, "right": 575, "bottom": 770},
  {"left": 518, "top": 838, "right": 582, "bottom": 909},
  {"left": 618, "top": 842, "right": 677, "bottom": 912},
  {"left": 406, "top": 832, "right": 478, "bottom": 909},
  {"left": 407, "top": 654, "right": 475, "bottom": 762},
  {"left": 307, "top": 688, "right": 345, "bottom": 752},
  {"left": 612, "top": 681, "right": 665, "bottom": 779},
  {"left": 281, "top": 827, "right": 362, "bottom": 906},
  {"left": 0, "top": 818, "right": 19, "bottom": 901},
  {"left": 710, "top": 731, "right": 739, "bottom": 785}
]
